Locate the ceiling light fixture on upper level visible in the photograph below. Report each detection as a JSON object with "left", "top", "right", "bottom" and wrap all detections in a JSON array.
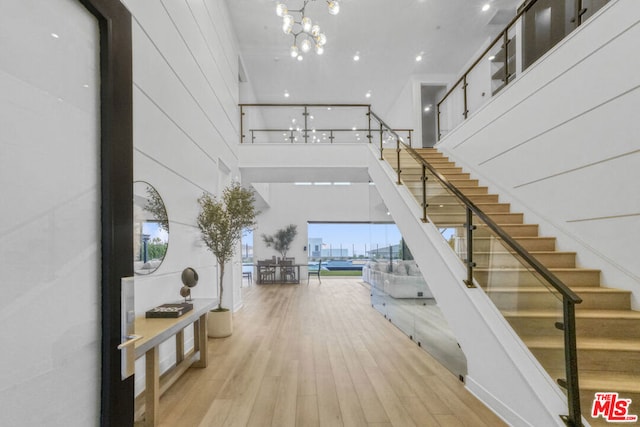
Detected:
[
  {"left": 276, "top": 1, "right": 340, "bottom": 60},
  {"left": 415, "top": 52, "right": 424, "bottom": 62},
  {"left": 353, "top": 51, "right": 360, "bottom": 61},
  {"left": 482, "top": 3, "right": 490, "bottom": 12}
]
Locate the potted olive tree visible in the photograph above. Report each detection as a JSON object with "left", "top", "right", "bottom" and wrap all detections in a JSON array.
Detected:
[
  {"left": 262, "top": 224, "right": 298, "bottom": 260},
  {"left": 197, "top": 183, "right": 257, "bottom": 337}
]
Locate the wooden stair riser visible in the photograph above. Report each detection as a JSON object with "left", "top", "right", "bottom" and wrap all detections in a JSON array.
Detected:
[
  {"left": 504, "top": 316, "right": 640, "bottom": 339},
  {"left": 474, "top": 269, "right": 601, "bottom": 287},
  {"left": 488, "top": 289, "right": 630, "bottom": 311},
  {"left": 420, "top": 193, "right": 499, "bottom": 204},
  {"left": 474, "top": 237, "right": 557, "bottom": 252},
  {"left": 474, "top": 252, "right": 576, "bottom": 268},
  {"left": 476, "top": 224, "right": 539, "bottom": 237},
  {"left": 428, "top": 213, "right": 524, "bottom": 226},
  {"left": 426, "top": 203, "right": 512, "bottom": 214},
  {"left": 531, "top": 348, "right": 640, "bottom": 374},
  {"left": 404, "top": 178, "right": 481, "bottom": 187},
  {"left": 406, "top": 184, "right": 490, "bottom": 196}
]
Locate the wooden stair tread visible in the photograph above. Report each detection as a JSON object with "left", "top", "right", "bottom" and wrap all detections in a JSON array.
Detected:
[
  {"left": 488, "top": 286, "right": 629, "bottom": 294},
  {"left": 475, "top": 236, "right": 553, "bottom": 240},
  {"left": 579, "top": 372, "right": 640, "bottom": 392},
  {"left": 502, "top": 309, "right": 640, "bottom": 320},
  {"left": 475, "top": 251, "right": 575, "bottom": 256},
  {"left": 523, "top": 336, "right": 640, "bottom": 351},
  {"left": 475, "top": 267, "right": 600, "bottom": 273}
]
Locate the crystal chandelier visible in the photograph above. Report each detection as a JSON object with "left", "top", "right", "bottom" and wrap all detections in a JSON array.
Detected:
[{"left": 276, "top": 1, "right": 340, "bottom": 60}]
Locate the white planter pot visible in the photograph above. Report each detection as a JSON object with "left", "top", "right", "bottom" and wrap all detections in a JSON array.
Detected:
[{"left": 207, "top": 309, "right": 232, "bottom": 338}]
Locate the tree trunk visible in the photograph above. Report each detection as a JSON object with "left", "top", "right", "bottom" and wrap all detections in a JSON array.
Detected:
[{"left": 218, "top": 262, "right": 225, "bottom": 310}]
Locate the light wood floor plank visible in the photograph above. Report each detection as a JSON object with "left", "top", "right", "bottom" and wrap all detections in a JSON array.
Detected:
[
  {"left": 296, "top": 394, "right": 320, "bottom": 427},
  {"left": 247, "top": 376, "right": 280, "bottom": 427},
  {"left": 271, "top": 360, "right": 299, "bottom": 427},
  {"left": 155, "top": 279, "right": 506, "bottom": 427}
]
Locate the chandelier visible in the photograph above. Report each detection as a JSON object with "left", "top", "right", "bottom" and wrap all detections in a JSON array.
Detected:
[{"left": 276, "top": 1, "right": 340, "bottom": 60}]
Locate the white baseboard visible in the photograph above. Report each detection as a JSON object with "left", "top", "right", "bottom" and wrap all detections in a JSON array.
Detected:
[{"left": 465, "top": 375, "right": 534, "bottom": 427}]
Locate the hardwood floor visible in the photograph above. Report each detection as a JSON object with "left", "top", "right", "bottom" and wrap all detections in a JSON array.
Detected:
[{"left": 155, "top": 279, "right": 506, "bottom": 426}]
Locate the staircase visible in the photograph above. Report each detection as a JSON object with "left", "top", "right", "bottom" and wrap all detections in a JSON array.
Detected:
[{"left": 384, "top": 147, "right": 640, "bottom": 425}]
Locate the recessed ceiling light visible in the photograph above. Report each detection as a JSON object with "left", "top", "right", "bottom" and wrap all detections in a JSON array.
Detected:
[
  {"left": 488, "top": 55, "right": 496, "bottom": 61},
  {"left": 291, "top": 118, "right": 296, "bottom": 123},
  {"left": 482, "top": 3, "right": 490, "bottom": 12},
  {"left": 353, "top": 51, "right": 360, "bottom": 61},
  {"left": 352, "top": 126, "right": 357, "bottom": 131},
  {"left": 365, "top": 91, "right": 372, "bottom": 98},
  {"left": 51, "top": 33, "right": 59, "bottom": 39},
  {"left": 284, "top": 90, "right": 290, "bottom": 97},
  {"left": 424, "top": 106, "right": 431, "bottom": 112},
  {"left": 415, "top": 53, "right": 423, "bottom": 62},
  {"left": 297, "top": 55, "right": 303, "bottom": 61}
]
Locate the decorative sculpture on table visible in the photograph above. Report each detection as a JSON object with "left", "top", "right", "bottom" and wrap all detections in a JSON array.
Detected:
[{"left": 180, "top": 267, "right": 199, "bottom": 302}]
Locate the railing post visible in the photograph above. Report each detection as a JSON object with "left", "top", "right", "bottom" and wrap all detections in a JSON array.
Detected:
[
  {"left": 329, "top": 130, "right": 334, "bottom": 144},
  {"left": 303, "top": 105, "right": 309, "bottom": 143},
  {"left": 562, "top": 298, "right": 582, "bottom": 427},
  {"left": 251, "top": 129, "right": 255, "bottom": 144},
  {"left": 407, "top": 130, "right": 412, "bottom": 148},
  {"left": 395, "top": 137, "right": 402, "bottom": 185},
  {"left": 240, "top": 105, "right": 245, "bottom": 144},
  {"left": 463, "top": 75, "right": 469, "bottom": 119},
  {"left": 437, "top": 102, "right": 441, "bottom": 141},
  {"left": 289, "top": 130, "right": 294, "bottom": 143},
  {"left": 379, "top": 123, "right": 384, "bottom": 160},
  {"left": 421, "top": 164, "right": 428, "bottom": 223},
  {"left": 464, "top": 208, "right": 476, "bottom": 288},
  {"left": 367, "top": 105, "right": 372, "bottom": 143},
  {"left": 503, "top": 31, "right": 510, "bottom": 86}
]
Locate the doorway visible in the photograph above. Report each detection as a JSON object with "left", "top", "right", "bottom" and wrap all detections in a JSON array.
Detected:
[{"left": 420, "top": 84, "right": 446, "bottom": 147}]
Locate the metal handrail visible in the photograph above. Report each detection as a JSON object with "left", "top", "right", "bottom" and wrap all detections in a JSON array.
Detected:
[
  {"left": 239, "top": 104, "right": 412, "bottom": 146},
  {"left": 400, "top": 141, "right": 582, "bottom": 304}
]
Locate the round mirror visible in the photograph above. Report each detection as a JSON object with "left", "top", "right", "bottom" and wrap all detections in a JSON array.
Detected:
[{"left": 133, "top": 181, "right": 169, "bottom": 275}]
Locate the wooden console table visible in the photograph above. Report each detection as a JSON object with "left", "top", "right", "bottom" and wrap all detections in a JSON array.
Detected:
[{"left": 134, "top": 298, "right": 215, "bottom": 427}]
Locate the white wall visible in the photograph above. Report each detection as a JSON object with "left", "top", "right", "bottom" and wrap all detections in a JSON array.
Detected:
[
  {"left": 0, "top": 1, "right": 101, "bottom": 425},
  {"left": 437, "top": 0, "right": 640, "bottom": 308},
  {"left": 120, "top": 0, "right": 245, "bottom": 394}
]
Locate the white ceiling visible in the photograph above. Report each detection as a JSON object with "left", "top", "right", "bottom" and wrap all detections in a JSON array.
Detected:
[{"left": 226, "top": 0, "right": 521, "bottom": 115}]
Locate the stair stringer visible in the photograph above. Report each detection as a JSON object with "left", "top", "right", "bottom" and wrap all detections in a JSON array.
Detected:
[{"left": 366, "top": 145, "right": 569, "bottom": 427}]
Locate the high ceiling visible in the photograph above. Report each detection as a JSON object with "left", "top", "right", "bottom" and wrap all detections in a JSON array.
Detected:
[{"left": 226, "top": 0, "right": 521, "bottom": 115}]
